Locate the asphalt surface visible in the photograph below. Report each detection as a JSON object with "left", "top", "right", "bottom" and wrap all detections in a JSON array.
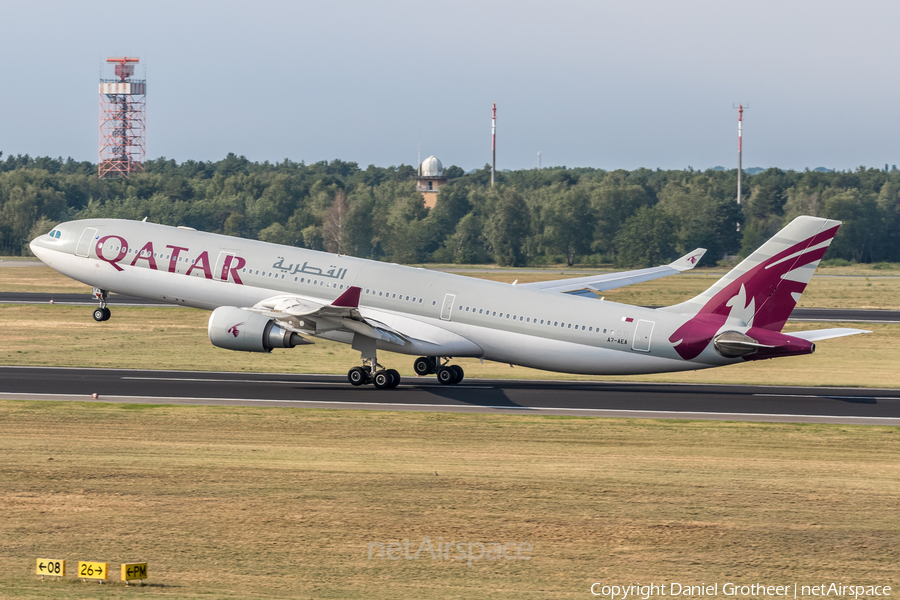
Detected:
[
  {"left": 1, "top": 366, "right": 898, "bottom": 425},
  {"left": 1, "top": 292, "right": 897, "bottom": 323}
]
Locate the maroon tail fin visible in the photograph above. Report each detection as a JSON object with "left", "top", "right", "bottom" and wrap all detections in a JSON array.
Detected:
[{"left": 663, "top": 216, "right": 841, "bottom": 360}]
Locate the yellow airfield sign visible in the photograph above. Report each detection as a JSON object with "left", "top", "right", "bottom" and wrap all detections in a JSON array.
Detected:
[
  {"left": 78, "top": 561, "right": 108, "bottom": 580},
  {"left": 35, "top": 559, "right": 65, "bottom": 576},
  {"left": 121, "top": 562, "right": 148, "bottom": 581}
]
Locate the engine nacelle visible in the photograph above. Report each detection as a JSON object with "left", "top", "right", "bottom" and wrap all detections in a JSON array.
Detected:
[{"left": 208, "top": 306, "right": 311, "bottom": 353}]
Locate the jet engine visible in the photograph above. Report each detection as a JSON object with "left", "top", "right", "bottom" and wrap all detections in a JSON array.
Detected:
[{"left": 208, "top": 306, "right": 311, "bottom": 352}]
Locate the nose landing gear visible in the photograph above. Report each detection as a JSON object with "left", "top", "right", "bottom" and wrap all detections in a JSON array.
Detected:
[{"left": 92, "top": 288, "right": 111, "bottom": 322}]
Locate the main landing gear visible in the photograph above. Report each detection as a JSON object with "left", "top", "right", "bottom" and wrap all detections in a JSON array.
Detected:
[
  {"left": 414, "top": 356, "right": 464, "bottom": 385},
  {"left": 92, "top": 287, "right": 111, "bottom": 322},
  {"left": 347, "top": 359, "right": 400, "bottom": 390}
]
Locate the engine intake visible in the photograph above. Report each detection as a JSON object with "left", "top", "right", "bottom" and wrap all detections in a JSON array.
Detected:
[{"left": 208, "top": 306, "right": 311, "bottom": 353}]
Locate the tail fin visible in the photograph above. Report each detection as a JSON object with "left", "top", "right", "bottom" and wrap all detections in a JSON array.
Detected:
[{"left": 662, "top": 216, "right": 841, "bottom": 332}]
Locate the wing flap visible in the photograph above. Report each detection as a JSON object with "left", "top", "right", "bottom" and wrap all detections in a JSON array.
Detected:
[{"left": 246, "top": 287, "right": 406, "bottom": 345}]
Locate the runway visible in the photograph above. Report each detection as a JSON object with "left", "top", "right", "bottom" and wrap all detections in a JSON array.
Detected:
[
  {"left": 1, "top": 366, "right": 898, "bottom": 425},
  {"left": 1, "top": 292, "right": 898, "bottom": 322}
]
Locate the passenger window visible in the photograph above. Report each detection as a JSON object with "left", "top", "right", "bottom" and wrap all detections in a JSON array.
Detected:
[
  {"left": 405, "top": 296, "right": 409, "bottom": 301},
  {"left": 479, "top": 309, "right": 483, "bottom": 314}
]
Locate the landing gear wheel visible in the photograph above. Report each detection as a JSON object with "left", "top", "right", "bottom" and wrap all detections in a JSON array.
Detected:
[
  {"left": 451, "top": 365, "right": 464, "bottom": 384},
  {"left": 437, "top": 367, "right": 457, "bottom": 385},
  {"left": 92, "top": 307, "right": 110, "bottom": 322},
  {"left": 348, "top": 367, "right": 368, "bottom": 386},
  {"left": 413, "top": 357, "right": 434, "bottom": 376},
  {"left": 373, "top": 370, "right": 393, "bottom": 389},
  {"left": 385, "top": 369, "right": 401, "bottom": 389}
]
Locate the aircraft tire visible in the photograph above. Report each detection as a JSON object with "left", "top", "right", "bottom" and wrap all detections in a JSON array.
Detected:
[
  {"left": 451, "top": 365, "right": 464, "bottom": 384},
  {"left": 348, "top": 367, "right": 368, "bottom": 386},
  {"left": 437, "top": 367, "right": 456, "bottom": 385},
  {"left": 101, "top": 307, "right": 111, "bottom": 321},
  {"left": 386, "top": 369, "right": 401, "bottom": 389},
  {"left": 93, "top": 308, "right": 106, "bottom": 322},
  {"left": 373, "top": 370, "right": 393, "bottom": 389},
  {"left": 413, "top": 357, "right": 432, "bottom": 376}
]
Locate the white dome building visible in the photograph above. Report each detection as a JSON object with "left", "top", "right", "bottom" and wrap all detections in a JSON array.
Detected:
[
  {"left": 420, "top": 155, "right": 443, "bottom": 177},
  {"left": 415, "top": 155, "right": 448, "bottom": 209}
]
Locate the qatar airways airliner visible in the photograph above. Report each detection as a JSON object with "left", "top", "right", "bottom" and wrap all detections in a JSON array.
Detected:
[{"left": 29, "top": 215, "right": 867, "bottom": 389}]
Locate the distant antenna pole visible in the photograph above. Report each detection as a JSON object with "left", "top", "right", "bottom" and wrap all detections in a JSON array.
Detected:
[
  {"left": 491, "top": 102, "right": 496, "bottom": 186},
  {"left": 733, "top": 103, "right": 748, "bottom": 205},
  {"left": 537, "top": 151, "right": 542, "bottom": 170}
]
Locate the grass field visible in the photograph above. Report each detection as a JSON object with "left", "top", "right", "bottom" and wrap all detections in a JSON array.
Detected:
[
  {"left": 0, "top": 402, "right": 898, "bottom": 599},
  {"left": 1, "top": 262, "right": 897, "bottom": 599}
]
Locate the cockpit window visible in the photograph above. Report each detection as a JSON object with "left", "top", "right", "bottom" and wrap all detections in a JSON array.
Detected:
[{"left": 55, "top": 231, "right": 61, "bottom": 238}]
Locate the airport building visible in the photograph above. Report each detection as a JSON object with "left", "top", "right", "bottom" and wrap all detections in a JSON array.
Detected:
[{"left": 416, "top": 155, "right": 447, "bottom": 209}]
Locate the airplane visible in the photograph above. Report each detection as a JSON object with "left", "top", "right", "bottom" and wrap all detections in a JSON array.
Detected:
[{"left": 29, "top": 215, "right": 868, "bottom": 389}]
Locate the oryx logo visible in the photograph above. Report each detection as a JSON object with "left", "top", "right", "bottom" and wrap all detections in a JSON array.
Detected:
[
  {"left": 227, "top": 322, "right": 245, "bottom": 337},
  {"left": 687, "top": 253, "right": 700, "bottom": 264}
]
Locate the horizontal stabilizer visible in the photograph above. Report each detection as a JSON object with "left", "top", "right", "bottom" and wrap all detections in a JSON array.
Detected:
[
  {"left": 520, "top": 248, "right": 706, "bottom": 295},
  {"left": 789, "top": 328, "right": 871, "bottom": 342}
]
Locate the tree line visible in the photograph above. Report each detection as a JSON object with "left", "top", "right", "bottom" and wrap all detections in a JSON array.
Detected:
[{"left": 1, "top": 151, "right": 898, "bottom": 267}]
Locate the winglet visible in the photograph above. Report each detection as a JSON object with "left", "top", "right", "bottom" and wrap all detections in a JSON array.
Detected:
[
  {"left": 669, "top": 248, "right": 706, "bottom": 272},
  {"left": 331, "top": 286, "right": 361, "bottom": 308}
]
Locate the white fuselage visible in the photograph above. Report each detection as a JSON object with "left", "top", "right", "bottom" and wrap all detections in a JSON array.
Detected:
[{"left": 30, "top": 219, "right": 737, "bottom": 375}]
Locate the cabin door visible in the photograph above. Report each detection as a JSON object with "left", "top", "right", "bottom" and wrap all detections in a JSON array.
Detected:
[
  {"left": 440, "top": 293, "right": 456, "bottom": 321},
  {"left": 75, "top": 227, "right": 98, "bottom": 258},
  {"left": 632, "top": 319, "right": 654, "bottom": 353}
]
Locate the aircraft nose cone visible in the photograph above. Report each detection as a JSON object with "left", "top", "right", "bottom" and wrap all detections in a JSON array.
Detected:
[{"left": 29, "top": 237, "right": 51, "bottom": 265}]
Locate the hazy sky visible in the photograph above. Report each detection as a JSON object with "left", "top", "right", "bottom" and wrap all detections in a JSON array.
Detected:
[{"left": 2, "top": 1, "right": 898, "bottom": 171}]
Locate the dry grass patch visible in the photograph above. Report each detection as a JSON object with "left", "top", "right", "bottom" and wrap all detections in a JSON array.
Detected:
[{"left": 0, "top": 402, "right": 898, "bottom": 598}]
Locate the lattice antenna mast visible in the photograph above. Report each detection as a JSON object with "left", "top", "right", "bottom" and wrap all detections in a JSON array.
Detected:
[{"left": 99, "top": 57, "right": 146, "bottom": 178}]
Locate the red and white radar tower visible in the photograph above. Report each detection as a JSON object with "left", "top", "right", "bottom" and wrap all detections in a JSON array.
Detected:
[{"left": 99, "top": 57, "right": 146, "bottom": 178}]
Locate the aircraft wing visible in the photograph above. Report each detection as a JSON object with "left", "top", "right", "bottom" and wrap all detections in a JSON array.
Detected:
[
  {"left": 246, "top": 286, "right": 409, "bottom": 345},
  {"left": 519, "top": 248, "right": 707, "bottom": 297}
]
